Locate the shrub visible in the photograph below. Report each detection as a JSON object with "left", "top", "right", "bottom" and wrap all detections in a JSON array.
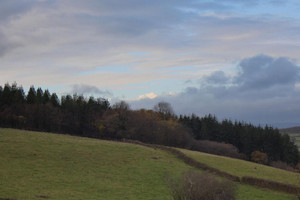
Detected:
[
  {"left": 251, "top": 151, "right": 268, "bottom": 165},
  {"left": 295, "top": 163, "right": 300, "bottom": 171},
  {"left": 191, "top": 140, "right": 245, "bottom": 159},
  {"left": 270, "top": 161, "right": 296, "bottom": 172},
  {"left": 166, "top": 170, "right": 236, "bottom": 200}
]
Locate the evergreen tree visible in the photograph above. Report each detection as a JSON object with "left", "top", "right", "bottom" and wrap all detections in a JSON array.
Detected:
[
  {"left": 2, "top": 83, "right": 12, "bottom": 105},
  {"left": 36, "top": 88, "right": 44, "bottom": 104},
  {"left": 0, "top": 86, "right": 2, "bottom": 107},
  {"left": 50, "top": 93, "right": 60, "bottom": 107},
  {"left": 11, "top": 83, "right": 25, "bottom": 104},
  {"left": 61, "top": 95, "right": 73, "bottom": 110},
  {"left": 26, "top": 86, "right": 37, "bottom": 104},
  {"left": 43, "top": 89, "right": 51, "bottom": 104}
]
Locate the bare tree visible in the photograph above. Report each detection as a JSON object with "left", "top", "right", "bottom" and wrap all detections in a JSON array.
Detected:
[
  {"left": 153, "top": 101, "right": 174, "bottom": 119},
  {"left": 112, "top": 100, "right": 130, "bottom": 110}
]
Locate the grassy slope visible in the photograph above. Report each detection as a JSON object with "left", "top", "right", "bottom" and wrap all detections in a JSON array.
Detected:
[
  {"left": 0, "top": 128, "right": 297, "bottom": 200},
  {"left": 178, "top": 148, "right": 300, "bottom": 186}
]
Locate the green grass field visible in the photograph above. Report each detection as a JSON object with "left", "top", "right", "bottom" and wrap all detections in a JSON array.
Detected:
[
  {"left": 0, "top": 128, "right": 298, "bottom": 200},
  {"left": 178, "top": 148, "right": 300, "bottom": 186}
]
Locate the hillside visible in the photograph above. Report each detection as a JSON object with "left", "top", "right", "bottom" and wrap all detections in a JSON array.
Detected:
[
  {"left": 1, "top": 82, "right": 299, "bottom": 166},
  {"left": 178, "top": 149, "right": 300, "bottom": 186},
  {"left": 0, "top": 128, "right": 298, "bottom": 200}
]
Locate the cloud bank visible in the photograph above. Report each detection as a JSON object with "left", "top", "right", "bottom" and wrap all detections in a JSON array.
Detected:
[
  {"left": 1, "top": 0, "right": 300, "bottom": 90},
  {"left": 131, "top": 55, "right": 300, "bottom": 128}
]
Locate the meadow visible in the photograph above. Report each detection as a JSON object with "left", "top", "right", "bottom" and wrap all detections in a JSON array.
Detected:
[
  {"left": 0, "top": 128, "right": 298, "bottom": 200},
  {"left": 178, "top": 148, "right": 300, "bottom": 186}
]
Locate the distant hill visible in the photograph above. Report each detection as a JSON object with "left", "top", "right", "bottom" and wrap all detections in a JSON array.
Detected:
[{"left": 280, "top": 126, "right": 300, "bottom": 134}]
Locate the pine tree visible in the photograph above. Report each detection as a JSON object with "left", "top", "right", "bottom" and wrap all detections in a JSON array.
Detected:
[
  {"left": 50, "top": 93, "right": 60, "bottom": 107},
  {"left": 36, "top": 88, "right": 44, "bottom": 104},
  {"left": 11, "top": 83, "right": 25, "bottom": 104},
  {"left": 26, "top": 86, "right": 37, "bottom": 104},
  {"left": 0, "top": 85, "right": 2, "bottom": 107},
  {"left": 43, "top": 89, "right": 51, "bottom": 104},
  {"left": 2, "top": 83, "right": 12, "bottom": 105}
]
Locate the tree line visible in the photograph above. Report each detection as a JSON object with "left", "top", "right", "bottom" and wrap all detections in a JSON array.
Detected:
[
  {"left": 179, "top": 114, "right": 299, "bottom": 165},
  {"left": 0, "top": 83, "right": 299, "bottom": 165},
  {"left": 0, "top": 83, "right": 109, "bottom": 137}
]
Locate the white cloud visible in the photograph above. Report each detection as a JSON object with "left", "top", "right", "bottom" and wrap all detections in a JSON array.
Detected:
[
  {"left": 168, "top": 92, "right": 177, "bottom": 96},
  {"left": 138, "top": 92, "right": 158, "bottom": 100}
]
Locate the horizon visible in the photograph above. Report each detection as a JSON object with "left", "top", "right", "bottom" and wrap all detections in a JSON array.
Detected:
[{"left": 1, "top": 1, "right": 300, "bottom": 128}]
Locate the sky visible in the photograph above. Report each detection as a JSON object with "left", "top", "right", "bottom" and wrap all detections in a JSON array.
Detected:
[{"left": 1, "top": 0, "right": 300, "bottom": 128}]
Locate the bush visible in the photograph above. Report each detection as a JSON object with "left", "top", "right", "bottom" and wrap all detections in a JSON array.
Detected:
[
  {"left": 251, "top": 151, "right": 268, "bottom": 165},
  {"left": 270, "top": 161, "right": 296, "bottom": 172},
  {"left": 295, "top": 163, "right": 300, "bottom": 171},
  {"left": 166, "top": 171, "right": 236, "bottom": 200},
  {"left": 191, "top": 140, "right": 245, "bottom": 159}
]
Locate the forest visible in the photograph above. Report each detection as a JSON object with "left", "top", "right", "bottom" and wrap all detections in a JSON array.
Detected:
[{"left": 0, "top": 83, "right": 299, "bottom": 166}]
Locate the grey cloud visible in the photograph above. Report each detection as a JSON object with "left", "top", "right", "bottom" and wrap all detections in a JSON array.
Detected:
[
  {"left": 70, "top": 1, "right": 189, "bottom": 39},
  {"left": 71, "top": 84, "right": 112, "bottom": 97},
  {"left": 0, "top": 0, "right": 36, "bottom": 56},
  {"left": 97, "top": 16, "right": 161, "bottom": 38},
  {"left": 0, "top": 0, "right": 33, "bottom": 21},
  {"left": 184, "top": 80, "right": 193, "bottom": 84},
  {"left": 204, "top": 71, "right": 230, "bottom": 85},
  {"left": 1, "top": 0, "right": 300, "bottom": 61},
  {"left": 0, "top": 32, "right": 19, "bottom": 57},
  {"left": 236, "top": 55, "right": 300, "bottom": 90},
  {"left": 60, "top": 0, "right": 266, "bottom": 47},
  {"left": 204, "top": 54, "right": 300, "bottom": 99},
  {"left": 131, "top": 55, "right": 300, "bottom": 128}
]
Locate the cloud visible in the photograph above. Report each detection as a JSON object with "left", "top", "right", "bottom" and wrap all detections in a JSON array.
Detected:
[
  {"left": 0, "top": 32, "right": 18, "bottom": 57},
  {"left": 0, "top": 0, "right": 34, "bottom": 22},
  {"left": 138, "top": 92, "right": 158, "bottom": 100},
  {"left": 70, "top": 84, "right": 112, "bottom": 97},
  {"left": 0, "top": 1, "right": 299, "bottom": 74},
  {"left": 203, "top": 70, "right": 230, "bottom": 85},
  {"left": 235, "top": 54, "right": 300, "bottom": 90},
  {"left": 131, "top": 55, "right": 300, "bottom": 128}
]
